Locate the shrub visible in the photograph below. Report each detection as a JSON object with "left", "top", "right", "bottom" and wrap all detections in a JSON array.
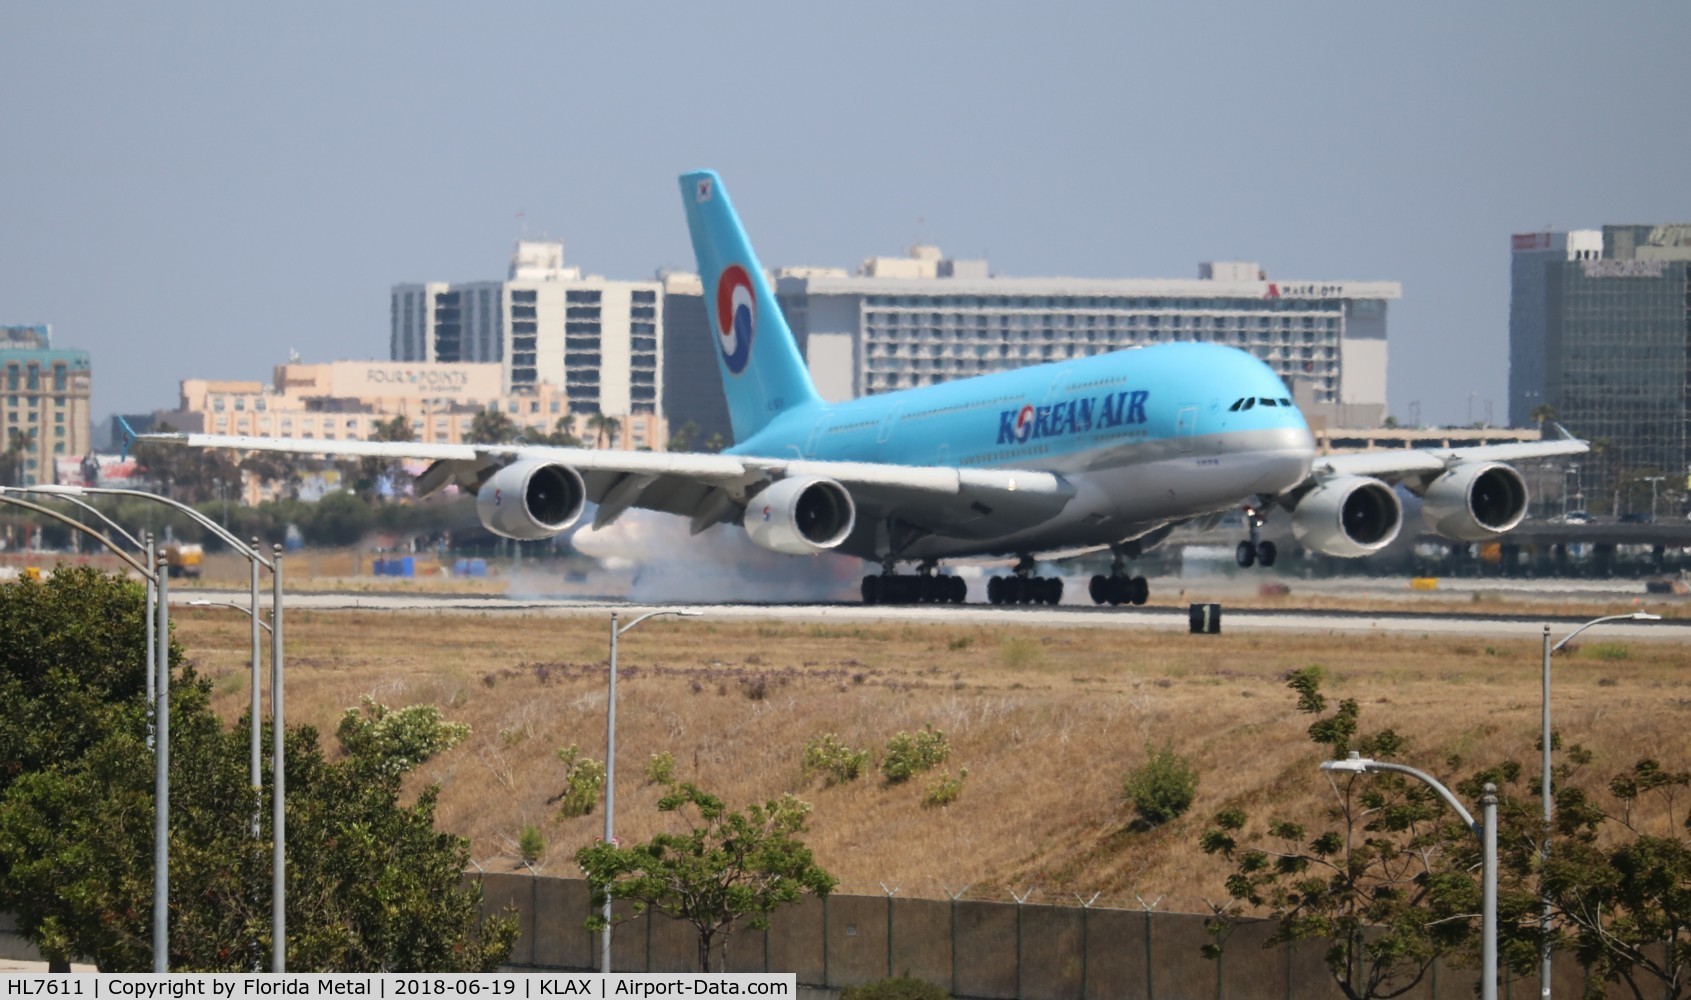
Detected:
[
  {"left": 517, "top": 824, "right": 545, "bottom": 864},
  {"left": 1123, "top": 741, "right": 1198, "bottom": 828},
  {"left": 923, "top": 768, "right": 969, "bottom": 808},
  {"left": 644, "top": 750, "right": 676, "bottom": 786},
  {"left": 553, "top": 744, "right": 606, "bottom": 818},
  {"left": 840, "top": 976, "right": 952, "bottom": 1000},
  {"left": 803, "top": 734, "right": 870, "bottom": 786},
  {"left": 881, "top": 725, "right": 950, "bottom": 784}
]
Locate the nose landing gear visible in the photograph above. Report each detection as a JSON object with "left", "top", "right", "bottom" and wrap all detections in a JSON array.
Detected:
[{"left": 1235, "top": 504, "right": 1277, "bottom": 568}]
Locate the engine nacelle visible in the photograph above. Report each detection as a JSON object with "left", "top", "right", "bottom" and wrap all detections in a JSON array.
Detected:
[
  {"left": 475, "top": 461, "right": 586, "bottom": 540},
  {"left": 1291, "top": 475, "right": 1403, "bottom": 558},
  {"left": 1418, "top": 461, "right": 1528, "bottom": 541},
  {"left": 744, "top": 476, "right": 856, "bottom": 555}
]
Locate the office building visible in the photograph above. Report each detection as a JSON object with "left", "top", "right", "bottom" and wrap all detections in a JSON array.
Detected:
[
  {"left": 0, "top": 324, "right": 93, "bottom": 486},
  {"left": 663, "top": 248, "right": 1402, "bottom": 446},
  {"left": 391, "top": 240, "right": 662, "bottom": 419},
  {"left": 157, "top": 359, "right": 662, "bottom": 449},
  {"left": 1509, "top": 224, "right": 1691, "bottom": 510}
]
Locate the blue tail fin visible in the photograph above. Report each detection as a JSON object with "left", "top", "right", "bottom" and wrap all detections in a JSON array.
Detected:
[{"left": 679, "top": 170, "right": 822, "bottom": 444}]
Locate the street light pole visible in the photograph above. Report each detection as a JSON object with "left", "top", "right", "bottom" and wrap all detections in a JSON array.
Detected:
[
  {"left": 153, "top": 554, "right": 170, "bottom": 971},
  {"left": 1322, "top": 754, "right": 1496, "bottom": 1000},
  {"left": 272, "top": 543, "right": 286, "bottom": 973},
  {"left": 602, "top": 608, "right": 701, "bottom": 974},
  {"left": 1537, "top": 612, "right": 1659, "bottom": 998}
]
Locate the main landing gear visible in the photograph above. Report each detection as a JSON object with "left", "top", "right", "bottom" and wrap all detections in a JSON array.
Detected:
[
  {"left": 1235, "top": 504, "right": 1277, "bottom": 568},
  {"left": 861, "top": 558, "right": 967, "bottom": 605},
  {"left": 987, "top": 555, "right": 1063, "bottom": 606},
  {"left": 1089, "top": 546, "right": 1148, "bottom": 606}
]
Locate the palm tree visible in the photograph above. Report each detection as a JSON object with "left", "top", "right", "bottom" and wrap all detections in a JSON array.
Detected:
[
  {"left": 1529, "top": 403, "right": 1557, "bottom": 437},
  {"left": 353, "top": 415, "right": 416, "bottom": 500},
  {"left": 585, "top": 413, "right": 622, "bottom": 450},
  {"left": 520, "top": 414, "right": 579, "bottom": 447},
  {"left": 1, "top": 428, "right": 33, "bottom": 486},
  {"left": 467, "top": 408, "right": 519, "bottom": 445},
  {"left": 667, "top": 420, "right": 700, "bottom": 453}
]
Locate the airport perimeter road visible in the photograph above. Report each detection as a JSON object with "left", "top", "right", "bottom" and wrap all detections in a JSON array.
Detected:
[{"left": 173, "top": 588, "right": 1691, "bottom": 643}]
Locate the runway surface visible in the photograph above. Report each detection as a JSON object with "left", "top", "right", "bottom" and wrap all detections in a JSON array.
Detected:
[{"left": 174, "top": 581, "right": 1690, "bottom": 644}]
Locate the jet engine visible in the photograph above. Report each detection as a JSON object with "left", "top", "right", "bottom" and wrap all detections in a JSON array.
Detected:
[
  {"left": 1290, "top": 475, "right": 1402, "bottom": 557},
  {"left": 1417, "top": 461, "right": 1528, "bottom": 541},
  {"left": 475, "top": 461, "right": 587, "bottom": 540},
  {"left": 744, "top": 476, "right": 856, "bottom": 555}
]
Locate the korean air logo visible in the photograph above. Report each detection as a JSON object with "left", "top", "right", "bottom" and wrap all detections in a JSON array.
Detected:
[
  {"left": 1012, "top": 405, "right": 1036, "bottom": 444},
  {"left": 715, "top": 264, "right": 756, "bottom": 375}
]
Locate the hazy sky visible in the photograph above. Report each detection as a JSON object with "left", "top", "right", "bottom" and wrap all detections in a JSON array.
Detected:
[{"left": 4, "top": 2, "right": 1688, "bottom": 429}]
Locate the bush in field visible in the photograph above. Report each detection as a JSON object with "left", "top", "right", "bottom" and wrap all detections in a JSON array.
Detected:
[
  {"left": 1123, "top": 741, "right": 1198, "bottom": 828},
  {"left": 922, "top": 769, "right": 968, "bottom": 808},
  {"left": 802, "top": 734, "right": 870, "bottom": 786},
  {"left": 881, "top": 726, "right": 950, "bottom": 785},
  {"left": 553, "top": 745, "right": 605, "bottom": 819},
  {"left": 517, "top": 825, "right": 545, "bottom": 865},
  {"left": 644, "top": 750, "right": 676, "bottom": 786}
]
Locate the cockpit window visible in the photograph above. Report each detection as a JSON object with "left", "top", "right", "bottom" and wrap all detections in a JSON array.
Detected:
[
  {"left": 1242, "top": 397, "right": 1256, "bottom": 410},
  {"left": 1279, "top": 398, "right": 1292, "bottom": 407},
  {"left": 1258, "top": 397, "right": 1277, "bottom": 407},
  {"left": 1228, "top": 398, "right": 1243, "bottom": 411}
]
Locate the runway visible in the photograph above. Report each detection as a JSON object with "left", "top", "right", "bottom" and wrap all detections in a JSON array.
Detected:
[{"left": 174, "top": 583, "right": 1690, "bottom": 644}]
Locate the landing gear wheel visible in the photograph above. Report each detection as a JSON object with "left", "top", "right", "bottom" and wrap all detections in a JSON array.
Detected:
[
  {"left": 1089, "top": 574, "right": 1108, "bottom": 605},
  {"left": 1256, "top": 541, "right": 1278, "bottom": 568},
  {"left": 949, "top": 575, "right": 967, "bottom": 604},
  {"left": 861, "top": 575, "right": 881, "bottom": 605},
  {"left": 1235, "top": 541, "right": 1257, "bottom": 568},
  {"left": 1129, "top": 576, "right": 1149, "bottom": 606}
]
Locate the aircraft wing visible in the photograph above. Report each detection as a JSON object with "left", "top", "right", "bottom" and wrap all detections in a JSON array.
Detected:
[
  {"left": 136, "top": 432, "right": 1074, "bottom": 537},
  {"left": 1310, "top": 436, "right": 1589, "bottom": 486}
]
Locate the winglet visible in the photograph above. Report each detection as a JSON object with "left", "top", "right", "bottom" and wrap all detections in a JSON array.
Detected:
[
  {"left": 117, "top": 416, "right": 139, "bottom": 461},
  {"left": 1551, "top": 421, "right": 1578, "bottom": 441}
]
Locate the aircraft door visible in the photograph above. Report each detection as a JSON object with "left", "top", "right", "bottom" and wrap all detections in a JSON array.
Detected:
[{"left": 1176, "top": 405, "right": 1199, "bottom": 452}]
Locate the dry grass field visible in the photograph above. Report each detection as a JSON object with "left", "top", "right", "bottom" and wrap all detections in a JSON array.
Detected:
[{"left": 170, "top": 598, "right": 1691, "bottom": 916}]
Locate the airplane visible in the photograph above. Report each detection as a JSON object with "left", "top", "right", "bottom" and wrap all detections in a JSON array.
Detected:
[{"left": 139, "top": 170, "right": 1589, "bottom": 607}]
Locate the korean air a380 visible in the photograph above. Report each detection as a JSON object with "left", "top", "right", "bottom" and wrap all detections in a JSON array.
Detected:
[{"left": 141, "top": 171, "right": 1588, "bottom": 607}]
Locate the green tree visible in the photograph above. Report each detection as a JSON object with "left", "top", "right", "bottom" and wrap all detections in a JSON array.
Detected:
[
  {"left": 1199, "top": 667, "right": 1485, "bottom": 999},
  {"left": 575, "top": 783, "right": 836, "bottom": 971},
  {"left": 522, "top": 414, "right": 580, "bottom": 447},
  {"left": 350, "top": 415, "right": 415, "bottom": 500},
  {"left": 666, "top": 420, "right": 700, "bottom": 453},
  {"left": 0, "top": 568, "right": 516, "bottom": 971},
  {"left": 1, "top": 427, "right": 35, "bottom": 486},
  {"left": 585, "top": 413, "right": 622, "bottom": 450},
  {"left": 304, "top": 489, "right": 375, "bottom": 547},
  {"left": 1541, "top": 758, "right": 1691, "bottom": 999},
  {"left": 467, "top": 408, "right": 519, "bottom": 445},
  {"left": 131, "top": 422, "right": 242, "bottom": 503}
]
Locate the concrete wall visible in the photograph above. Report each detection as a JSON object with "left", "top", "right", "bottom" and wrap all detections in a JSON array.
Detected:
[{"left": 479, "top": 873, "right": 1609, "bottom": 998}]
